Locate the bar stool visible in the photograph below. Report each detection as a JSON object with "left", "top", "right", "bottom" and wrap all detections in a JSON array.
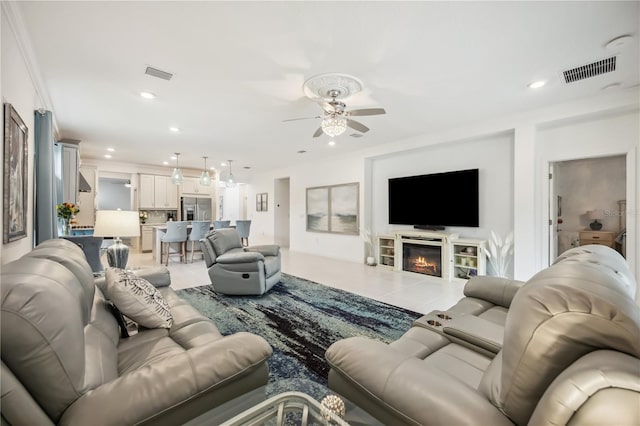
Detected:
[
  {"left": 188, "top": 220, "right": 211, "bottom": 262},
  {"left": 235, "top": 220, "right": 251, "bottom": 247},
  {"left": 161, "top": 221, "right": 187, "bottom": 266},
  {"left": 213, "top": 220, "right": 231, "bottom": 229}
]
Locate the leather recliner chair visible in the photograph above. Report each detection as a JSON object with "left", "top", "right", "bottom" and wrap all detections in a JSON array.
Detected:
[
  {"left": 200, "top": 228, "right": 281, "bottom": 295},
  {"left": 1, "top": 239, "right": 273, "bottom": 425},
  {"left": 325, "top": 245, "right": 640, "bottom": 425}
]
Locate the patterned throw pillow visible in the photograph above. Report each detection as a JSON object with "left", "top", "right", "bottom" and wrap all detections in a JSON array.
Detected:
[{"left": 105, "top": 268, "right": 173, "bottom": 329}]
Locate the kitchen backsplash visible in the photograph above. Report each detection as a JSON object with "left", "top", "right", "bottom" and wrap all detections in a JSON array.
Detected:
[{"left": 140, "top": 210, "right": 178, "bottom": 224}]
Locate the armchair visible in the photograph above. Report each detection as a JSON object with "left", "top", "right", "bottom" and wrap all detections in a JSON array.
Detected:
[{"left": 200, "top": 228, "right": 281, "bottom": 295}]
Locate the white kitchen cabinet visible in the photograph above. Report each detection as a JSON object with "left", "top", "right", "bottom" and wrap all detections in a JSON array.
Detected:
[
  {"left": 141, "top": 226, "right": 154, "bottom": 252},
  {"left": 154, "top": 176, "right": 178, "bottom": 209},
  {"left": 139, "top": 174, "right": 178, "bottom": 209},
  {"left": 61, "top": 144, "right": 79, "bottom": 204},
  {"left": 181, "top": 177, "right": 214, "bottom": 196},
  {"left": 139, "top": 174, "right": 155, "bottom": 209}
]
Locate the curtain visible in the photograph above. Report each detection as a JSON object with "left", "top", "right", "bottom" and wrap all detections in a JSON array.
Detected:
[{"left": 34, "top": 110, "right": 58, "bottom": 244}]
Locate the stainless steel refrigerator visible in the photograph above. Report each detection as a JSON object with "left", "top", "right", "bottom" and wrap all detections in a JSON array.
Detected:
[{"left": 181, "top": 197, "right": 213, "bottom": 221}]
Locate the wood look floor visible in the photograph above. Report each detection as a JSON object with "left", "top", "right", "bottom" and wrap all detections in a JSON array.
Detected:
[{"left": 127, "top": 249, "right": 465, "bottom": 315}]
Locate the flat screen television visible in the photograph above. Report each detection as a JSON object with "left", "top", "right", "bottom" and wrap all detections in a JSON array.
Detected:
[{"left": 388, "top": 168, "right": 479, "bottom": 228}]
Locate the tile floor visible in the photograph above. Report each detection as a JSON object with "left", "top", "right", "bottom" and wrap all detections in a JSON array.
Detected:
[{"left": 128, "top": 248, "right": 465, "bottom": 314}]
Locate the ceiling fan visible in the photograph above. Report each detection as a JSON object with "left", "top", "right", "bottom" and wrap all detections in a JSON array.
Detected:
[{"left": 284, "top": 91, "right": 386, "bottom": 138}]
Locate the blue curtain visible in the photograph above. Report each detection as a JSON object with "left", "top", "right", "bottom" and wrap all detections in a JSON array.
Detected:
[{"left": 34, "top": 110, "right": 58, "bottom": 244}]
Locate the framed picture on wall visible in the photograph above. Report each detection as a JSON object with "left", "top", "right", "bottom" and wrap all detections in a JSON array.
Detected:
[
  {"left": 256, "top": 193, "right": 268, "bottom": 212},
  {"left": 3, "top": 103, "right": 29, "bottom": 243},
  {"left": 306, "top": 182, "right": 359, "bottom": 235}
]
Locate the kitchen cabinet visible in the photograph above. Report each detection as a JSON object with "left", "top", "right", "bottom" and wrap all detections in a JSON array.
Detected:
[
  {"left": 61, "top": 144, "right": 79, "bottom": 204},
  {"left": 141, "top": 226, "right": 154, "bottom": 252},
  {"left": 139, "top": 174, "right": 178, "bottom": 209},
  {"left": 181, "top": 177, "right": 214, "bottom": 196},
  {"left": 139, "top": 174, "right": 155, "bottom": 209}
]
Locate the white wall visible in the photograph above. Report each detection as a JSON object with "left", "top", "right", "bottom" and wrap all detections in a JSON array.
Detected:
[
  {"left": 1, "top": 7, "right": 39, "bottom": 264},
  {"left": 369, "top": 132, "right": 514, "bottom": 252},
  {"left": 536, "top": 110, "right": 639, "bottom": 286}
]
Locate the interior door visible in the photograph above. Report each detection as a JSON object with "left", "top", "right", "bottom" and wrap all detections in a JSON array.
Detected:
[{"left": 549, "top": 162, "right": 559, "bottom": 263}]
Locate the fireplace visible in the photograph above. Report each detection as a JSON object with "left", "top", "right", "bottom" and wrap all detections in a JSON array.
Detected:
[{"left": 402, "top": 243, "right": 442, "bottom": 277}]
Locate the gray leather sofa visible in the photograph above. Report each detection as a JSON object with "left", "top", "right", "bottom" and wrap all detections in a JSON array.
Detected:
[
  {"left": 326, "top": 245, "right": 640, "bottom": 425},
  {"left": 200, "top": 228, "right": 281, "bottom": 295},
  {"left": 1, "top": 238, "right": 273, "bottom": 425}
]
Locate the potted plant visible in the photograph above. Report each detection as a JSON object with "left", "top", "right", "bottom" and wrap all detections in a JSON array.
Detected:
[{"left": 360, "top": 227, "right": 376, "bottom": 266}]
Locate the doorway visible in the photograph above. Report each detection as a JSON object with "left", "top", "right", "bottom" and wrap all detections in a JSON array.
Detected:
[
  {"left": 98, "top": 176, "right": 134, "bottom": 210},
  {"left": 274, "top": 177, "right": 290, "bottom": 248},
  {"left": 549, "top": 155, "right": 626, "bottom": 261}
]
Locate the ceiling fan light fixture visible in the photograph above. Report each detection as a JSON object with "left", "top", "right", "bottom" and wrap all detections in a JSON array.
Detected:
[
  {"left": 171, "top": 152, "right": 184, "bottom": 185},
  {"left": 200, "top": 156, "right": 212, "bottom": 186},
  {"left": 321, "top": 116, "right": 347, "bottom": 137}
]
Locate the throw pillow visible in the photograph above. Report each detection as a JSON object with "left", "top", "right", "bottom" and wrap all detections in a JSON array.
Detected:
[{"left": 105, "top": 268, "right": 173, "bottom": 329}]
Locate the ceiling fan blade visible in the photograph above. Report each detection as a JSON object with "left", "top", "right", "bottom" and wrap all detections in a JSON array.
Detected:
[
  {"left": 312, "top": 127, "right": 324, "bottom": 138},
  {"left": 283, "top": 116, "right": 322, "bottom": 122},
  {"left": 347, "top": 119, "right": 370, "bottom": 133},
  {"left": 346, "top": 108, "right": 386, "bottom": 117}
]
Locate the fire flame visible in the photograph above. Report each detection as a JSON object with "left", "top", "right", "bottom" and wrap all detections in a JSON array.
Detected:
[{"left": 413, "top": 256, "right": 438, "bottom": 274}]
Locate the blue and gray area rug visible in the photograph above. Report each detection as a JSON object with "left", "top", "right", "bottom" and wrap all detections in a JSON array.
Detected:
[{"left": 177, "top": 273, "right": 420, "bottom": 399}]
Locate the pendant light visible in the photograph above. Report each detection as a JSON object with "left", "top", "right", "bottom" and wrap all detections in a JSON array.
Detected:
[
  {"left": 171, "top": 152, "right": 184, "bottom": 185},
  {"left": 199, "top": 156, "right": 212, "bottom": 186},
  {"left": 226, "top": 160, "right": 236, "bottom": 188}
]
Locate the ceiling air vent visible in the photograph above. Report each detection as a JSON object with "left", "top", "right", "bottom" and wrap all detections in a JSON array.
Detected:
[
  {"left": 562, "top": 56, "right": 616, "bottom": 84},
  {"left": 145, "top": 66, "right": 173, "bottom": 81}
]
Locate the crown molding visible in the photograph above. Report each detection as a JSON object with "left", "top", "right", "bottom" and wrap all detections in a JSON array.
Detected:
[{"left": 2, "top": 1, "right": 60, "bottom": 138}]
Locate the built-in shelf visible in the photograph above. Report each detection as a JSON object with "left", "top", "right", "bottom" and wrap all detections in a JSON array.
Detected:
[{"left": 452, "top": 239, "right": 487, "bottom": 280}]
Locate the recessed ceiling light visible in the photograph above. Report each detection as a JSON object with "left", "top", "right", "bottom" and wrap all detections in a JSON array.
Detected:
[
  {"left": 209, "top": 166, "right": 216, "bottom": 170},
  {"left": 162, "top": 161, "right": 169, "bottom": 165},
  {"left": 169, "top": 126, "right": 180, "bottom": 132},
  {"left": 328, "top": 140, "right": 336, "bottom": 146},
  {"left": 107, "top": 147, "right": 115, "bottom": 152},
  {"left": 140, "top": 91, "right": 157, "bottom": 99},
  {"left": 220, "top": 162, "right": 227, "bottom": 167},
  {"left": 528, "top": 80, "right": 546, "bottom": 89},
  {"left": 170, "top": 155, "right": 177, "bottom": 160},
  {"left": 104, "top": 154, "right": 112, "bottom": 159},
  {"left": 606, "top": 35, "right": 633, "bottom": 51}
]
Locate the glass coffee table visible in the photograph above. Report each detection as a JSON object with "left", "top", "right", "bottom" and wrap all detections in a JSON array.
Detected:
[{"left": 184, "top": 379, "right": 382, "bottom": 426}]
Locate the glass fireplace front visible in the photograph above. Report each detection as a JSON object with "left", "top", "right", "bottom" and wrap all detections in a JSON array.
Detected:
[{"left": 402, "top": 243, "right": 442, "bottom": 277}]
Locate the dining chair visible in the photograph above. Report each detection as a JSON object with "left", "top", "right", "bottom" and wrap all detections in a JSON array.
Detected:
[
  {"left": 161, "top": 221, "right": 188, "bottom": 266},
  {"left": 188, "top": 220, "right": 211, "bottom": 262},
  {"left": 235, "top": 220, "right": 252, "bottom": 247},
  {"left": 213, "top": 220, "right": 231, "bottom": 229}
]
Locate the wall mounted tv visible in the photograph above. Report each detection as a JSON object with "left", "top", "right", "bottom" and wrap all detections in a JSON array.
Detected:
[{"left": 388, "top": 168, "right": 479, "bottom": 228}]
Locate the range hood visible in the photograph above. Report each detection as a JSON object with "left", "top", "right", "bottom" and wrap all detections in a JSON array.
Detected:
[{"left": 78, "top": 172, "right": 92, "bottom": 192}]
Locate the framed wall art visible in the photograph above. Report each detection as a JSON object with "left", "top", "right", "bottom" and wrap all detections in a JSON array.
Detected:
[
  {"left": 306, "top": 182, "right": 359, "bottom": 235},
  {"left": 256, "top": 192, "right": 268, "bottom": 212},
  {"left": 3, "top": 103, "right": 29, "bottom": 243}
]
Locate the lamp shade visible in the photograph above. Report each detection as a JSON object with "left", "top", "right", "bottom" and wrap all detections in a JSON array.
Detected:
[
  {"left": 94, "top": 210, "right": 141, "bottom": 238},
  {"left": 587, "top": 209, "right": 604, "bottom": 221}
]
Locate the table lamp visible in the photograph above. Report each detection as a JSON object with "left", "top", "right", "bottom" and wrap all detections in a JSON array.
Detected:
[
  {"left": 587, "top": 209, "right": 604, "bottom": 231},
  {"left": 93, "top": 210, "right": 140, "bottom": 268}
]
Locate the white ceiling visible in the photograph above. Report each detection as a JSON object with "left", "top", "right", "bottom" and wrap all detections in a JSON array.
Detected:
[{"left": 16, "top": 1, "right": 639, "bottom": 181}]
